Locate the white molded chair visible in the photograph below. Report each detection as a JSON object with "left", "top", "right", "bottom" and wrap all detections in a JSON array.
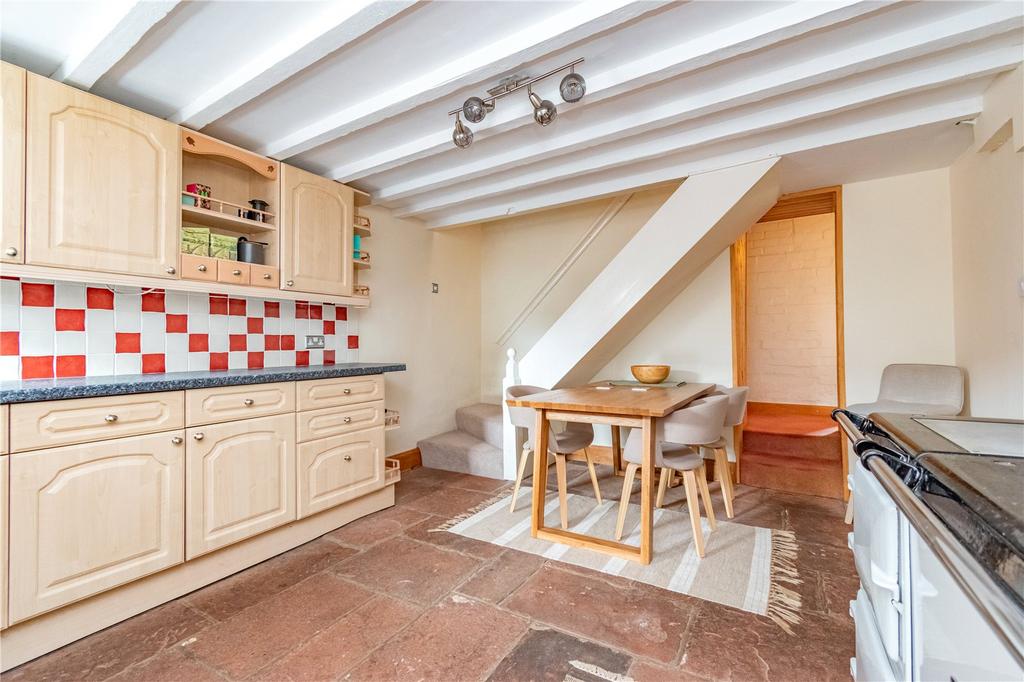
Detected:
[
  {"left": 697, "top": 385, "right": 749, "bottom": 519},
  {"left": 615, "top": 394, "right": 729, "bottom": 558},
  {"left": 847, "top": 363, "right": 964, "bottom": 417},
  {"left": 506, "top": 385, "right": 602, "bottom": 529}
]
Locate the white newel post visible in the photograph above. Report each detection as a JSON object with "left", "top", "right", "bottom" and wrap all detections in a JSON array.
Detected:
[{"left": 501, "top": 348, "right": 522, "bottom": 480}]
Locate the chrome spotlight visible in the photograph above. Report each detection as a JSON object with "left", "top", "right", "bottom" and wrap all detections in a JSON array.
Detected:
[
  {"left": 462, "top": 96, "right": 493, "bottom": 124},
  {"left": 452, "top": 114, "right": 473, "bottom": 149},
  {"left": 559, "top": 70, "right": 586, "bottom": 103},
  {"left": 528, "top": 87, "right": 557, "bottom": 126}
]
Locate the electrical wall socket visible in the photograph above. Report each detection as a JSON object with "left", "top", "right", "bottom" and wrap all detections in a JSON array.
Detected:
[{"left": 305, "top": 335, "right": 325, "bottom": 349}]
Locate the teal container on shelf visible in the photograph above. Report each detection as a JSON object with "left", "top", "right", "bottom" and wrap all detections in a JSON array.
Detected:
[{"left": 353, "top": 234, "right": 361, "bottom": 257}]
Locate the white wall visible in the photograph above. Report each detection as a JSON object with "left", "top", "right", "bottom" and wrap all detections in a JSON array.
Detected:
[
  {"left": 355, "top": 206, "right": 482, "bottom": 455},
  {"left": 842, "top": 168, "right": 957, "bottom": 405}
]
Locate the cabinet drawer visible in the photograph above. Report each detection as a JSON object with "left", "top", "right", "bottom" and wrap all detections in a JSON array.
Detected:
[
  {"left": 180, "top": 254, "right": 217, "bottom": 282},
  {"left": 298, "top": 426, "right": 384, "bottom": 519},
  {"left": 186, "top": 382, "right": 295, "bottom": 426},
  {"left": 297, "top": 375, "right": 384, "bottom": 411},
  {"left": 297, "top": 400, "right": 384, "bottom": 443},
  {"left": 217, "top": 260, "right": 250, "bottom": 285},
  {"left": 250, "top": 264, "right": 279, "bottom": 288},
  {"left": 10, "top": 392, "right": 185, "bottom": 452}
]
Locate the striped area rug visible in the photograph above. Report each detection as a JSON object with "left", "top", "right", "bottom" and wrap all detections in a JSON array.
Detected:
[{"left": 440, "top": 486, "right": 803, "bottom": 631}]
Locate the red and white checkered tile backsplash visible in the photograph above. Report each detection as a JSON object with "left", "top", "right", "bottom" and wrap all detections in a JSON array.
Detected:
[{"left": 0, "top": 278, "right": 358, "bottom": 380}]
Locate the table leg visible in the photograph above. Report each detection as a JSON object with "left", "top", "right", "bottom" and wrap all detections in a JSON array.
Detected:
[
  {"left": 639, "top": 416, "right": 656, "bottom": 564},
  {"left": 611, "top": 425, "right": 623, "bottom": 476},
  {"left": 531, "top": 409, "right": 550, "bottom": 537}
]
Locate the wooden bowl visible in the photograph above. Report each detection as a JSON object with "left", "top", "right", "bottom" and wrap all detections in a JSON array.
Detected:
[{"left": 630, "top": 364, "right": 671, "bottom": 384}]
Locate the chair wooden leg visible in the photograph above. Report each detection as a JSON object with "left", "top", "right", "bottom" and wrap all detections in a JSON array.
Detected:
[
  {"left": 509, "top": 445, "right": 532, "bottom": 513},
  {"left": 615, "top": 462, "right": 639, "bottom": 540},
  {"left": 697, "top": 464, "right": 717, "bottom": 530},
  {"left": 583, "top": 447, "right": 602, "bottom": 504},
  {"left": 845, "top": 494, "right": 854, "bottom": 524},
  {"left": 682, "top": 470, "right": 705, "bottom": 558},
  {"left": 555, "top": 454, "right": 569, "bottom": 529},
  {"left": 713, "top": 447, "right": 735, "bottom": 519},
  {"left": 656, "top": 467, "right": 671, "bottom": 508}
]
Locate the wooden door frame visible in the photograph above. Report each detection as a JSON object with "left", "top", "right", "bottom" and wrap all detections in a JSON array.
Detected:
[{"left": 729, "top": 185, "right": 847, "bottom": 485}]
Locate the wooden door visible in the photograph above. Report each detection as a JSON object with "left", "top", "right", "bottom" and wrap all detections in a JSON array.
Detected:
[
  {"left": 186, "top": 414, "right": 296, "bottom": 558},
  {"left": 280, "top": 164, "right": 353, "bottom": 296},
  {"left": 2, "top": 62, "right": 25, "bottom": 264},
  {"left": 25, "top": 73, "right": 180, "bottom": 278},
  {"left": 8, "top": 431, "right": 185, "bottom": 622},
  {"left": 297, "top": 426, "right": 384, "bottom": 519}
]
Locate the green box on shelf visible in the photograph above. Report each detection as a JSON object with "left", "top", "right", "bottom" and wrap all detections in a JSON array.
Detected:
[
  {"left": 209, "top": 233, "right": 238, "bottom": 260},
  {"left": 181, "top": 226, "right": 210, "bottom": 256}
]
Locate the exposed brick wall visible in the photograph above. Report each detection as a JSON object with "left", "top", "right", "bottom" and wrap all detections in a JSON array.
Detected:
[{"left": 745, "top": 213, "right": 837, "bottom": 406}]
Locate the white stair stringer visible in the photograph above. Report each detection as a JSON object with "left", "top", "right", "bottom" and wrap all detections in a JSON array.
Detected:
[{"left": 518, "top": 157, "right": 781, "bottom": 390}]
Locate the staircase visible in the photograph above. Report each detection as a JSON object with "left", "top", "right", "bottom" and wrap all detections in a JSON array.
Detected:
[
  {"left": 418, "top": 403, "right": 505, "bottom": 478},
  {"left": 739, "top": 408, "right": 844, "bottom": 499}
]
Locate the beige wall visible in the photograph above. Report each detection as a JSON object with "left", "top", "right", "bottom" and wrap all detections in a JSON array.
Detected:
[
  {"left": 842, "top": 168, "right": 957, "bottom": 405},
  {"left": 745, "top": 214, "right": 837, "bottom": 406},
  {"left": 355, "top": 206, "right": 482, "bottom": 455}
]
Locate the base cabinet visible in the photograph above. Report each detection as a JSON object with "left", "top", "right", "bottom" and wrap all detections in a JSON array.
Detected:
[
  {"left": 298, "top": 426, "right": 385, "bottom": 519},
  {"left": 186, "top": 414, "right": 296, "bottom": 559},
  {"left": 8, "top": 432, "right": 185, "bottom": 623},
  {"left": 1, "top": 455, "right": 8, "bottom": 630}
]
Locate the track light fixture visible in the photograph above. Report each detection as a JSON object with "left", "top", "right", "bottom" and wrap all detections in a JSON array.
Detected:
[{"left": 447, "top": 58, "right": 584, "bottom": 148}]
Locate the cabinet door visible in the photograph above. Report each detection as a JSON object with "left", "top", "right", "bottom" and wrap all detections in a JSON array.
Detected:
[
  {"left": 1, "top": 62, "right": 25, "bottom": 264},
  {"left": 1, "top": 455, "right": 8, "bottom": 630},
  {"left": 280, "top": 164, "right": 353, "bottom": 296},
  {"left": 8, "top": 432, "right": 185, "bottom": 622},
  {"left": 297, "top": 426, "right": 385, "bottom": 519},
  {"left": 25, "top": 73, "right": 180, "bottom": 278},
  {"left": 186, "top": 414, "right": 295, "bottom": 558}
]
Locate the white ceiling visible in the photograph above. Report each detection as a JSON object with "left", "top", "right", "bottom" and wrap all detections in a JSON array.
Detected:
[{"left": 2, "top": 0, "right": 1022, "bottom": 228}]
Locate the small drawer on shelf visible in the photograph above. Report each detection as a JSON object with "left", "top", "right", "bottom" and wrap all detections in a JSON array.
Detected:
[
  {"left": 250, "top": 264, "right": 279, "bottom": 288},
  {"left": 180, "top": 254, "right": 218, "bottom": 282},
  {"left": 186, "top": 382, "right": 295, "bottom": 426},
  {"left": 217, "top": 260, "right": 250, "bottom": 285},
  {"left": 10, "top": 392, "right": 185, "bottom": 452},
  {"left": 297, "top": 400, "right": 384, "bottom": 443},
  {"left": 297, "top": 375, "right": 384, "bottom": 411}
]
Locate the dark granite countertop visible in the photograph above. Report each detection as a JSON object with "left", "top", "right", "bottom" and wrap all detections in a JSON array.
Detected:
[{"left": 0, "top": 363, "right": 406, "bottom": 404}]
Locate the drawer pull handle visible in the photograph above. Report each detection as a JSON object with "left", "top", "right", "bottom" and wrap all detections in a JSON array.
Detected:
[
  {"left": 4, "top": 246, "right": 17, "bottom": 257},
  {"left": 166, "top": 266, "right": 176, "bottom": 274},
  {"left": 193, "top": 432, "right": 205, "bottom": 441},
  {"left": 104, "top": 414, "right": 118, "bottom": 423},
  {"left": 243, "top": 398, "right": 255, "bottom": 406},
  {"left": 285, "top": 280, "right": 294, "bottom": 287},
  {"left": 198, "top": 264, "right": 207, "bottom": 272},
  {"left": 171, "top": 436, "right": 183, "bottom": 445},
  {"left": 232, "top": 269, "right": 242, "bottom": 276},
  {"left": 263, "top": 273, "right": 272, "bottom": 280},
  {"left": 343, "top": 416, "right": 352, "bottom": 423},
  {"left": 344, "top": 455, "right": 352, "bottom": 462},
  {"left": 343, "top": 388, "right": 352, "bottom": 395}
]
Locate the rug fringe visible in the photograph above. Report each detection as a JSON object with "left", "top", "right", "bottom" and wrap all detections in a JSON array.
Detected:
[
  {"left": 767, "top": 529, "right": 803, "bottom": 634},
  {"left": 429, "top": 488, "right": 513, "bottom": 532}
]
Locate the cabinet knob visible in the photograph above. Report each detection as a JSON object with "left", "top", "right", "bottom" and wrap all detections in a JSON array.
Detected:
[
  {"left": 4, "top": 246, "right": 17, "bottom": 257},
  {"left": 243, "top": 398, "right": 254, "bottom": 406},
  {"left": 285, "top": 280, "right": 294, "bottom": 287},
  {"left": 171, "top": 436, "right": 183, "bottom": 445},
  {"left": 197, "top": 264, "right": 207, "bottom": 272},
  {"left": 263, "top": 273, "right": 272, "bottom": 280},
  {"left": 104, "top": 414, "right": 118, "bottom": 423},
  {"left": 232, "top": 269, "right": 242, "bottom": 276},
  {"left": 343, "top": 416, "right": 352, "bottom": 423},
  {"left": 166, "top": 266, "right": 176, "bottom": 274},
  {"left": 343, "top": 388, "right": 352, "bottom": 395},
  {"left": 344, "top": 455, "right": 352, "bottom": 462},
  {"left": 193, "top": 432, "right": 205, "bottom": 441}
]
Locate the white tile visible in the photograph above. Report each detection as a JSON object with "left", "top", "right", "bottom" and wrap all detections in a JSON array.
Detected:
[
  {"left": 263, "top": 350, "right": 281, "bottom": 367},
  {"left": 86, "top": 354, "right": 114, "bottom": 377},
  {"left": 54, "top": 282, "right": 86, "bottom": 308},
  {"left": 307, "top": 349, "right": 323, "bottom": 366},
  {"left": 228, "top": 351, "right": 247, "bottom": 369},
  {"left": 165, "top": 333, "right": 188, "bottom": 357},
  {"left": 115, "top": 307, "right": 141, "bottom": 333},
  {"left": 0, "top": 278, "right": 19, "bottom": 307},
  {"left": 228, "top": 316, "right": 247, "bottom": 334},
  {"left": 322, "top": 304, "right": 335, "bottom": 322},
  {"left": 55, "top": 331, "right": 87, "bottom": 355},
  {"left": 279, "top": 300, "right": 295, "bottom": 320},
  {"left": 189, "top": 310, "right": 210, "bottom": 332},
  {"left": 188, "top": 292, "right": 209, "bottom": 317},
  {"left": 21, "top": 307, "right": 54, "bottom": 332},
  {"left": 188, "top": 352, "right": 210, "bottom": 371},
  {"left": 0, "top": 304, "right": 19, "bottom": 331},
  {"left": 164, "top": 291, "right": 188, "bottom": 314},
  {"left": 0, "top": 356, "right": 19, "bottom": 381},
  {"left": 87, "top": 330, "right": 115, "bottom": 354},
  {"left": 263, "top": 317, "right": 279, "bottom": 334},
  {"left": 279, "top": 350, "right": 296, "bottom": 366},
  {"left": 165, "top": 350, "right": 187, "bottom": 373},
  {"left": 22, "top": 330, "right": 54, "bottom": 355},
  {"left": 209, "top": 333, "right": 229, "bottom": 353},
  {"left": 113, "top": 291, "right": 141, "bottom": 314},
  {"left": 114, "top": 354, "right": 142, "bottom": 375},
  {"left": 85, "top": 308, "right": 114, "bottom": 333},
  {"left": 140, "top": 313, "right": 165, "bottom": 353},
  {"left": 247, "top": 334, "right": 264, "bottom": 352},
  {"left": 209, "top": 314, "right": 228, "bottom": 335}
]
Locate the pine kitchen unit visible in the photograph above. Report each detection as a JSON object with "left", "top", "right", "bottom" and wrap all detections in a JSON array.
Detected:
[{"left": 0, "top": 363, "right": 404, "bottom": 670}]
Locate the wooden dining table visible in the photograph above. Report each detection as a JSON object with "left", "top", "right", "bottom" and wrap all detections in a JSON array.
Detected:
[{"left": 506, "top": 381, "right": 714, "bottom": 565}]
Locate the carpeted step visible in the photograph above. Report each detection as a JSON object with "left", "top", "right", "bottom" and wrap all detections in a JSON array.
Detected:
[
  {"left": 455, "top": 403, "right": 503, "bottom": 450},
  {"left": 417, "top": 429, "right": 504, "bottom": 479},
  {"left": 741, "top": 450, "right": 844, "bottom": 499}
]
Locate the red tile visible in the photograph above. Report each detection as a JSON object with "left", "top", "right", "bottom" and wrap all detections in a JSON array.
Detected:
[
  {"left": 296, "top": 350, "right": 309, "bottom": 366},
  {"left": 264, "top": 334, "right": 280, "bottom": 351},
  {"left": 247, "top": 352, "right": 264, "bottom": 369},
  {"left": 264, "top": 301, "right": 280, "bottom": 318},
  {"left": 189, "top": 333, "right": 209, "bottom": 352},
  {"left": 229, "top": 298, "right": 247, "bottom": 316},
  {"left": 324, "top": 350, "right": 336, "bottom": 365},
  {"left": 21, "top": 282, "right": 54, "bottom": 307},
  {"left": 0, "top": 275, "right": 18, "bottom": 281},
  {"left": 209, "top": 295, "right": 229, "bottom": 315},
  {"left": 247, "top": 317, "right": 263, "bottom": 334},
  {"left": 0, "top": 331, "right": 18, "bottom": 355},
  {"left": 55, "top": 355, "right": 87, "bottom": 377},
  {"left": 21, "top": 356, "right": 54, "bottom": 379},
  {"left": 348, "top": 335, "right": 359, "bottom": 349},
  {"left": 324, "top": 320, "right": 335, "bottom": 335},
  {"left": 296, "top": 301, "right": 309, "bottom": 319},
  {"left": 336, "top": 306, "right": 347, "bottom": 321},
  {"left": 54, "top": 309, "right": 85, "bottom": 331},
  {"left": 309, "top": 304, "right": 322, "bottom": 320},
  {"left": 141, "top": 291, "right": 165, "bottom": 312},
  {"left": 281, "top": 335, "right": 296, "bottom": 351},
  {"left": 210, "top": 353, "right": 229, "bottom": 371},
  {"left": 142, "top": 354, "right": 166, "bottom": 374},
  {"left": 115, "top": 332, "right": 141, "bottom": 353},
  {"left": 166, "top": 314, "right": 188, "bottom": 333},
  {"left": 229, "top": 334, "right": 247, "bottom": 351},
  {"left": 86, "top": 287, "right": 114, "bottom": 309}
]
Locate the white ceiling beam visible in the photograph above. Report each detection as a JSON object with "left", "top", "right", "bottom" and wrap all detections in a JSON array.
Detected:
[
  {"left": 378, "top": 2, "right": 1024, "bottom": 204},
  {"left": 329, "top": 0, "right": 892, "bottom": 183},
  {"left": 51, "top": 0, "right": 180, "bottom": 90},
  {"left": 422, "top": 94, "right": 982, "bottom": 229},
  {"left": 395, "top": 44, "right": 1020, "bottom": 217},
  {"left": 261, "top": 0, "right": 674, "bottom": 159},
  {"left": 170, "top": 0, "right": 418, "bottom": 128}
]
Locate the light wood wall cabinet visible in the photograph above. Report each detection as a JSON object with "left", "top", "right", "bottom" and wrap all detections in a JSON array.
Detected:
[
  {"left": 1, "top": 62, "right": 25, "bottom": 264},
  {"left": 25, "top": 73, "right": 180, "bottom": 278},
  {"left": 280, "top": 164, "right": 354, "bottom": 297},
  {"left": 8, "top": 431, "right": 186, "bottom": 623}
]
